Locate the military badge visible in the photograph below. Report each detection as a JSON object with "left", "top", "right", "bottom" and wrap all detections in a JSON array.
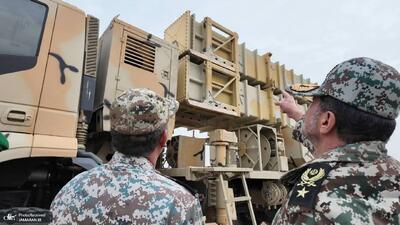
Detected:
[{"left": 289, "top": 163, "right": 334, "bottom": 208}]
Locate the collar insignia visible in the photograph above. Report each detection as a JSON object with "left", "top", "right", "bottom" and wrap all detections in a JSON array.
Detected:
[{"left": 297, "top": 168, "right": 326, "bottom": 188}]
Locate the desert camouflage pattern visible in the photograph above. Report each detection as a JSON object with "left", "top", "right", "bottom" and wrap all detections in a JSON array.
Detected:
[
  {"left": 0, "top": 0, "right": 88, "bottom": 160},
  {"left": 289, "top": 57, "right": 400, "bottom": 119},
  {"left": 292, "top": 118, "right": 315, "bottom": 153},
  {"left": 272, "top": 141, "right": 400, "bottom": 225},
  {"left": 50, "top": 151, "right": 203, "bottom": 225},
  {"left": 111, "top": 88, "right": 179, "bottom": 135}
]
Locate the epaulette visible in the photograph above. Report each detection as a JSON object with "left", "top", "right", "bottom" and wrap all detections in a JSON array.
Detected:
[{"left": 289, "top": 162, "right": 335, "bottom": 208}]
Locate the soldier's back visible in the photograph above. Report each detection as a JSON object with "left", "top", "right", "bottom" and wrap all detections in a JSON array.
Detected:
[{"left": 50, "top": 152, "right": 203, "bottom": 225}]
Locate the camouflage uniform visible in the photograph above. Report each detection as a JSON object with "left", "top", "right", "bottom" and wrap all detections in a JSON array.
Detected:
[
  {"left": 273, "top": 57, "right": 400, "bottom": 225},
  {"left": 273, "top": 141, "right": 400, "bottom": 225},
  {"left": 50, "top": 89, "right": 203, "bottom": 225},
  {"left": 291, "top": 118, "right": 314, "bottom": 153}
]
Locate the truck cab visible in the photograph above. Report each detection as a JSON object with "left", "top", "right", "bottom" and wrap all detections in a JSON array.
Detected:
[
  {"left": 0, "top": 0, "right": 99, "bottom": 209},
  {"left": 0, "top": 0, "right": 178, "bottom": 209}
]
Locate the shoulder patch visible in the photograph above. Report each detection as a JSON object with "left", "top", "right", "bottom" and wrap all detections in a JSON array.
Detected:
[{"left": 289, "top": 162, "right": 335, "bottom": 208}]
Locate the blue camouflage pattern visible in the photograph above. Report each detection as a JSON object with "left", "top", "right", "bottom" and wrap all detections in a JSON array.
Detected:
[
  {"left": 111, "top": 88, "right": 179, "bottom": 135},
  {"left": 50, "top": 152, "right": 203, "bottom": 225}
]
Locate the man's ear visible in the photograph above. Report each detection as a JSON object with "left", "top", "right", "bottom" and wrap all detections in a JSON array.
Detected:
[
  {"left": 319, "top": 111, "right": 336, "bottom": 134},
  {"left": 159, "top": 130, "right": 168, "bottom": 147}
]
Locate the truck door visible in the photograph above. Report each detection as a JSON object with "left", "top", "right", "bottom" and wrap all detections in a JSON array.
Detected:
[
  {"left": 0, "top": 0, "right": 56, "bottom": 132},
  {"left": 0, "top": 0, "right": 56, "bottom": 160},
  {"left": 32, "top": 2, "right": 86, "bottom": 157}
]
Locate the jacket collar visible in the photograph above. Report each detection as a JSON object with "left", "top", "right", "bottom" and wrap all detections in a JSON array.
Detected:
[
  {"left": 281, "top": 141, "right": 387, "bottom": 184},
  {"left": 108, "top": 151, "right": 154, "bottom": 171},
  {"left": 312, "top": 141, "right": 387, "bottom": 164}
]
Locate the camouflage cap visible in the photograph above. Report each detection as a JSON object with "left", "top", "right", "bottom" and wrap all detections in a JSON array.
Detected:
[
  {"left": 288, "top": 57, "right": 400, "bottom": 119},
  {"left": 110, "top": 88, "right": 179, "bottom": 135}
]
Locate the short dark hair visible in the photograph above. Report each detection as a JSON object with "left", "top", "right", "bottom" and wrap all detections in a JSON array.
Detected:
[
  {"left": 111, "top": 128, "right": 164, "bottom": 157},
  {"left": 318, "top": 96, "right": 396, "bottom": 144}
]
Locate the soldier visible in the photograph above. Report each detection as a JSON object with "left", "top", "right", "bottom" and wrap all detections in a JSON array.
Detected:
[
  {"left": 273, "top": 57, "right": 400, "bottom": 225},
  {"left": 50, "top": 88, "right": 203, "bottom": 225}
]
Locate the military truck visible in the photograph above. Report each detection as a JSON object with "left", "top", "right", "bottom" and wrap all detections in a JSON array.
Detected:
[
  {"left": 0, "top": 0, "right": 179, "bottom": 207},
  {"left": 0, "top": 1, "right": 313, "bottom": 224}
]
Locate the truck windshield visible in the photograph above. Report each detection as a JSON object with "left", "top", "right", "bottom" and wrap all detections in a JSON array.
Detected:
[{"left": 0, "top": 0, "right": 47, "bottom": 57}]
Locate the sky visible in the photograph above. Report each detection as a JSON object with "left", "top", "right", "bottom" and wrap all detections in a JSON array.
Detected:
[{"left": 64, "top": 0, "right": 400, "bottom": 159}]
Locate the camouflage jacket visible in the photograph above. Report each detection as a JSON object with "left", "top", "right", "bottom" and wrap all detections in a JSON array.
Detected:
[
  {"left": 272, "top": 141, "right": 400, "bottom": 225},
  {"left": 50, "top": 152, "right": 203, "bottom": 225},
  {"left": 292, "top": 118, "right": 315, "bottom": 153}
]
